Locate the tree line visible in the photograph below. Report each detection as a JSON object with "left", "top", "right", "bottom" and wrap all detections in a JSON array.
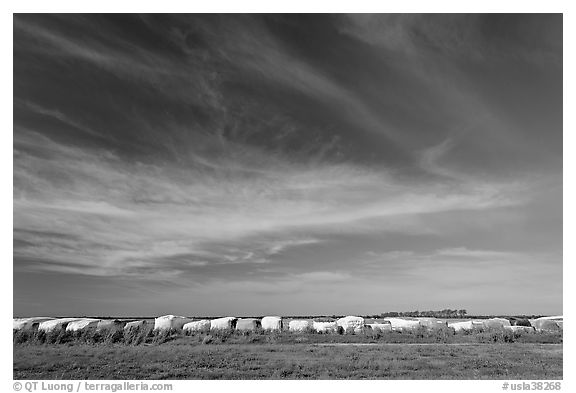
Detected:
[{"left": 380, "top": 309, "right": 468, "bottom": 318}]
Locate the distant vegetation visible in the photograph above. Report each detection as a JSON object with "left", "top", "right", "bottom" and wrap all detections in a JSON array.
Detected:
[
  {"left": 279, "top": 310, "right": 548, "bottom": 320},
  {"left": 379, "top": 309, "right": 468, "bottom": 318}
]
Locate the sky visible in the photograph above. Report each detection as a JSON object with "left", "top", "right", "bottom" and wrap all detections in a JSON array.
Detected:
[{"left": 13, "top": 14, "right": 562, "bottom": 317}]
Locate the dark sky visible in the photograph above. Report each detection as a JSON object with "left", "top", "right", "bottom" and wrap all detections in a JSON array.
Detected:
[{"left": 13, "top": 14, "right": 562, "bottom": 317}]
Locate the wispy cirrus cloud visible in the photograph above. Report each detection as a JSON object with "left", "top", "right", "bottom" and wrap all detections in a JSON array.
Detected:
[
  {"left": 337, "top": 14, "right": 562, "bottom": 65},
  {"left": 13, "top": 125, "right": 527, "bottom": 280},
  {"left": 14, "top": 15, "right": 225, "bottom": 117},
  {"left": 358, "top": 246, "right": 561, "bottom": 302},
  {"left": 15, "top": 100, "right": 110, "bottom": 141},
  {"left": 13, "top": 14, "right": 561, "bottom": 316},
  {"left": 363, "top": 247, "right": 543, "bottom": 265}
]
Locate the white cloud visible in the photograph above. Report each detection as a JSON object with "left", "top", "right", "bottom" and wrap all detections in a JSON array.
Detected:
[
  {"left": 435, "top": 247, "right": 517, "bottom": 259},
  {"left": 337, "top": 14, "right": 561, "bottom": 66},
  {"left": 14, "top": 16, "right": 223, "bottom": 113},
  {"left": 292, "top": 271, "right": 350, "bottom": 282},
  {"left": 266, "top": 238, "right": 321, "bottom": 255},
  {"left": 13, "top": 125, "right": 531, "bottom": 279},
  {"left": 365, "top": 250, "right": 416, "bottom": 260},
  {"left": 16, "top": 101, "right": 109, "bottom": 140},
  {"left": 362, "top": 247, "right": 560, "bottom": 278}
]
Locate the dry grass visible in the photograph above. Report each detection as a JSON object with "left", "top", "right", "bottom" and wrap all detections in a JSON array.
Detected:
[
  {"left": 13, "top": 341, "right": 562, "bottom": 380},
  {"left": 13, "top": 327, "right": 563, "bottom": 379},
  {"left": 13, "top": 325, "right": 563, "bottom": 346}
]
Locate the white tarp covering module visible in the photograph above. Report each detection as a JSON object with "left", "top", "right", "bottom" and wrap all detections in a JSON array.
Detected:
[
  {"left": 337, "top": 316, "right": 365, "bottom": 333},
  {"left": 38, "top": 318, "right": 83, "bottom": 332},
  {"left": 504, "top": 325, "right": 535, "bottom": 333},
  {"left": 312, "top": 321, "right": 338, "bottom": 333},
  {"left": 535, "top": 315, "right": 563, "bottom": 321},
  {"left": 288, "top": 320, "right": 310, "bottom": 332},
  {"left": 13, "top": 317, "right": 54, "bottom": 331},
  {"left": 66, "top": 319, "right": 101, "bottom": 332},
  {"left": 261, "top": 316, "right": 282, "bottom": 331},
  {"left": 472, "top": 320, "right": 485, "bottom": 329},
  {"left": 531, "top": 318, "right": 562, "bottom": 332},
  {"left": 483, "top": 318, "right": 511, "bottom": 329},
  {"left": 183, "top": 320, "right": 211, "bottom": 332},
  {"left": 124, "top": 320, "right": 147, "bottom": 331},
  {"left": 417, "top": 318, "right": 447, "bottom": 329},
  {"left": 384, "top": 318, "right": 420, "bottom": 331},
  {"left": 236, "top": 318, "right": 261, "bottom": 331},
  {"left": 96, "top": 319, "right": 126, "bottom": 331},
  {"left": 153, "top": 315, "right": 192, "bottom": 331},
  {"left": 448, "top": 320, "right": 474, "bottom": 332},
  {"left": 210, "top": 317, "right": 238, "bottom": 330},
  {"left": 366, "top": 323, "right": 392, "bottom": 332}
]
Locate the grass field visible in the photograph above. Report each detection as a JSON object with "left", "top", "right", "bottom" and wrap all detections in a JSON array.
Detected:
[
  {"left": 13, "top": 329, "right": 563, "bottom": 379},
  {"left": 14, "top": 341, "right": 562, "bottom": 379}
]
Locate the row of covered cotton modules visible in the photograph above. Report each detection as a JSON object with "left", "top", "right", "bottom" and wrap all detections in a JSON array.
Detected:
[{"left": 13, "top": 314, "right": 563, "bottom": 334}]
